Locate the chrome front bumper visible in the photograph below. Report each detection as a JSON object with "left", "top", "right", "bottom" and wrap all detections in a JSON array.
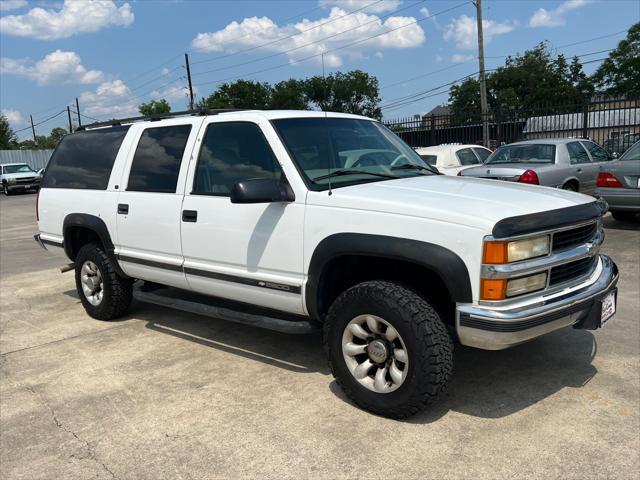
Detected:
[{"left": 456, "top": 255, "right": 618, "bottom": 350}]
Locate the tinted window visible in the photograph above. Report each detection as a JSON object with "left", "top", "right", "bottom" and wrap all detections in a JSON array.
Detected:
[
  {"left": 620, "top": 141, "right": 640, "bottom": 161},
  {"left": 567, "top": 142, "right": 590, "bottom": 164},
  {"left": 127, "top": 125, "right": 191, "bottom": 193},
  {"left": 473, "top": 147, "right": 491, "bottom": 162},
  {"left": 42, "top": 126, "right": 129, "bottom": 189},
  {"left": 582, "top": 141, "right": 611, "bottom": 162},
  {"left": 486, "top": 144, "right": 556, "bottom": 164},
  {"left": 193, "top": 122, "right": 280, "bottom": 195},
  {"left": 419, "top": 154, "right": 438, "bottom": 165},
  {"left": 456, "top": 148, "right": 480, "bottom": 166}
]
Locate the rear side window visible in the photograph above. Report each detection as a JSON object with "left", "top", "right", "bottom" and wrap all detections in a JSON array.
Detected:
[
  {"left": 193, "top": 122, "right": 280, "bottom": 195},
  {"left": 456, "top": 148, "right": 480, "bottom": 166},
  {"left": 127, "top": 125, "right": 192, "bottom": 193},
  {"left": 419, "top": 154, "right": 437, "bottom": 165},
  {"left": 473, "top": 147, "right": 491, "bottom": 162},
  {"left": 42, "top": 126, "right": 130, "bottom": 189},
  {"left": 567, "top": 142, "right": 590, "bottom": 164},
  {"left": 582, "top": 141, "right": 611, "bottom": 162}
]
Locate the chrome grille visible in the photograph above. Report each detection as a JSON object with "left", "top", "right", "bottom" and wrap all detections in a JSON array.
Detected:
[
  {"left": 15, "top": 177, "right": 36, "bottom": 184},
  {"left": 552, "top": 222, "right": 597, "bottom": 251},
  {"left": 549, "top": 256, "right": 597, "bottom": 286}
]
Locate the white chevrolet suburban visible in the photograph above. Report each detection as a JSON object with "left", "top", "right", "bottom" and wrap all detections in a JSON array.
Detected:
[{"left": 35, "top": 110, "right": 618, "bottom": 418}]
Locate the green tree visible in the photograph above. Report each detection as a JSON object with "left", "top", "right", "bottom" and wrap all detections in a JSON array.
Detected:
[
  {"left": 0, "top": 114, "right": 18, "bottom": 149},
  {"left": 305, "top": 70, "right": 382, "bottom": 119},
  {"left": 592, "top": 22, "right": 640, "bottom": 97},
  {"left": 449, "top": 43, "right": 595, "bottom": 124},
  {"left": 198, "top": 80, "right": 273, "bottom": 110},
  {"left": 138, "top": 99, "right": 171, "bottom": 116},
  {"left": 270, "top": 79, "right": 309, "bottom": 110}
]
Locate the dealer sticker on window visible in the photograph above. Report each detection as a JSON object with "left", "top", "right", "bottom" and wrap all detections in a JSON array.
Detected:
[{"left": 601, "top": 291, "right": 616, "bottom": 327}]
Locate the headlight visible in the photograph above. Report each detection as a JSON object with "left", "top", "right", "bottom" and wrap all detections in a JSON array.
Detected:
[
  {"left": 506, "top": 272, "right": 547, "bottom": 297},
  {"left": 483, "top": 235, "right": 550, "bottom": 264},
  {"left": 7, "top": 178, "right": 17, "bottom": 183}
]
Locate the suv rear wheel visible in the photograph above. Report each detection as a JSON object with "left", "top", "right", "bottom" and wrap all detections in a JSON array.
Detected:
[
  {"left": 75, "top": 242, "right": 132, "bottom": 320},
  {"left": 324, "top": 281, "right": 453, "bottom": 419}
]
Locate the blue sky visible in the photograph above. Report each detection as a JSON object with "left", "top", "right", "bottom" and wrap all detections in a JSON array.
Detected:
[{"left": 1, "top": 0, "right": 639, "bottom": 139}]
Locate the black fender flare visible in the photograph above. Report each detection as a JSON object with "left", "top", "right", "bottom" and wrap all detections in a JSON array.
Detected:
[
  {"left": 305, "top": 233, "right": 473, "bottom": 320},
  {"left": 62, "top": 213, "right": 127, "bottom": 277}
]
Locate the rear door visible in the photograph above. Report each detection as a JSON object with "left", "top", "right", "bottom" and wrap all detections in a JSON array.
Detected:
[
  {"left": 566, "top": 141, "right": 596, "bottom": 192},
  {"left": 115, "top": 119, "right": 201, "bottom": 289}
]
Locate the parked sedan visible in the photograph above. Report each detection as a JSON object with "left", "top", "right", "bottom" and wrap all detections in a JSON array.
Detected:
[
  {"left": 414, "top": 144, "right": 492, "bottom": 175},
  {"left": 594, "top": 140, "right": 640, "bottom": 221},
  {"left": 460, "top": 139, "right": 615, "bottom": 194}
]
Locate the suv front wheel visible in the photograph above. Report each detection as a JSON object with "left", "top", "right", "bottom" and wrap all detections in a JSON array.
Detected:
[
  {"left": 75, "top": 242, "right": 133, "bottom": 320},
  {"left": 324, "top": 281, "right": 453, "bottom": 419}
]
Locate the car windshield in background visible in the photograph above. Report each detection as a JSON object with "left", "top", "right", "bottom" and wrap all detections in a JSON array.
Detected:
[
  {"left": 419, "top": 154, "right": 437, "bottom": 166},
  {"left": 3, "top": 165, "right": 34, "bottom": 174},
  {"left": 486, "top": 144, "right": 556, "bottom": 164},
  {"left": 272, "top": 117, "right": 436, "bottom": 190},
  {"left": 620, "top": 141, "right": 640, "bottom": 161}
]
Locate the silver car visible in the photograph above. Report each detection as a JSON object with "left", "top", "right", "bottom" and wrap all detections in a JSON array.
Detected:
[
  {"left": 460, "top": 139, "right": 615, "bottom": 194},
  {"left": 594, "top": 140, "right": 640, "bottom": 221}
]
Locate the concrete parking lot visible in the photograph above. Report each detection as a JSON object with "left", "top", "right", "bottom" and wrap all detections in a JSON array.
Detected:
[{"left": 1, "top": 192, "right": 638, "bottom": 480}]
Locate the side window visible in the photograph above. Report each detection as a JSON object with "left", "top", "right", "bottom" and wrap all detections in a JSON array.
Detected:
[
  {"left": 582, "top": 141, "right": 611, "bottom": 162},
  {"left": 42, "top": 126, "right": 130, "bottom": 190},
  {"left": 473, "top": 147, "right": 491, "bottom": 162},
  {"left": 193, "top": 122, "right": 281, "bottom": 195},
  {"left": 127, "top": 125, "right": 192, "bottom": 193},
  {"left": 567, "top": 142, "right": 590, "bottom": 164},
  {"left": 456, "top": 148, "right": 480, "bottom": 166},
  {"left": 419, "top": 154, "right": 437, "bottom": 166}
]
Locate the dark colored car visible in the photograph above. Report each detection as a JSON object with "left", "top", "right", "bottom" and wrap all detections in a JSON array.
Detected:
[{"left": 594, "top": 140, "right": 640, "bottom": 221}]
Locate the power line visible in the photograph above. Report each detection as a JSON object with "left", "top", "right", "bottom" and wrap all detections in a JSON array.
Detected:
[
  {"left": 14, "top": 110, "right": 66, "bottom": 134},
  {"left": 190, "top": 0, "right": 388, "bottom": 67}
]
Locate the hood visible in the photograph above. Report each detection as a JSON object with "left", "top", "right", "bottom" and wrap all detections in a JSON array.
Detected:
[
  {"left": 2, "top": 171, "right": 39, "bottom": 180},
  {"left": 308, "top": 175, "right": 594, "bottom": 234},
  {"left": 461, "top": 163, "right": 550, "bottom": 178}
]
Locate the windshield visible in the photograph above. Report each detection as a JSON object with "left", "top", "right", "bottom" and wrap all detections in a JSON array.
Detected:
[
  {"left": 272, "top": 117, "right": 436, "bottom": 190},
  {"left": 620, "top": 141, "right": 640, "bottom": 161},
  {"left": 485, "top": 144, "right": 556, "bottom": 165},
  {"left": 2, "top": 164, "right": 35, "bottom": 174}
]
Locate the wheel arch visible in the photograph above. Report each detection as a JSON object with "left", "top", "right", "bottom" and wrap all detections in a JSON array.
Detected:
[
  {"left": 305, "top": 233, "right": 472, "bottom": 321},
  {"left": 62, "top": 213, "right": 127, "bottom": 277}
]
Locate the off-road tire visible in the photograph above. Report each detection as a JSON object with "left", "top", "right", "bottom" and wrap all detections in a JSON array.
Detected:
[
  {"left": 324, "top": 280, "right": 453, "bottom": 419},
  {"left": 75, "top": 242, "right": 132, "bottom": 320},
  {"left": 611, "top": 211, "right": 637, "bottom": 222}
]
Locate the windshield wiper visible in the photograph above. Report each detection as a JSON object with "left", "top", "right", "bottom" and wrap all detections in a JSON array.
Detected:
[
  {"left": 312, "top": 169, "right": 397, "bottom": 182},
  {"left": 390, "top": 163, "right": 438, "bottom": 174}
]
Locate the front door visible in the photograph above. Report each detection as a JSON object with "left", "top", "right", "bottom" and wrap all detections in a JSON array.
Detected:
[
  {"left": 115, "top": 119, "right": 201, "bottom": 289},
  {"left": 180, "top": 119, "right": 305, "bottom": 314}
]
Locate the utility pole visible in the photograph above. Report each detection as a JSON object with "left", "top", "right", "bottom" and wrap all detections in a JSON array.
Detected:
[
  {"left": 474, "top": 0, "right": 489, "bottom": 147},
  {"left": 67, "top": 106, "right": 73, "bottom": 132},
  {"left": 75, "top": 97, "right": 82, "bottom": 128},
  {"left": 185, "top": 53, "right": 194, "bottom": 110},
  {"left": 29, "top": 114, "right": 36, "bottom": 142}
]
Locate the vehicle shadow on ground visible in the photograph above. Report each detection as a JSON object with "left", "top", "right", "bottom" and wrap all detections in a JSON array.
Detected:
[
  {"left": 603, "top": 215, "right": 640, "bottom": 231},
  {"left": 122, "top": 298, "right": 598, "bottom": 422}
]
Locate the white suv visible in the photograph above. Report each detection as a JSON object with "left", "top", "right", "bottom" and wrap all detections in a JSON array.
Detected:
[
  {"left": 414, "top": 144, "right": 492, "bottom": 175},
  {"left": 35, "top": 110, "right": 619, "bottom": 418}
]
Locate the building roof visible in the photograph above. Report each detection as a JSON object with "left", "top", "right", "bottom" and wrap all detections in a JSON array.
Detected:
[{"left": 422, "top": 105, "right": 451, "bottom": 118}]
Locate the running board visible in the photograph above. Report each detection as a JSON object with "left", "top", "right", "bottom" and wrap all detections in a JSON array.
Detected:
[{"left": 133, "top": 285, "right": 320, "bottom": 334}]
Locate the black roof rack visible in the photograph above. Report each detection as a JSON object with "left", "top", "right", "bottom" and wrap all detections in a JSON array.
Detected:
[{"left": 80, "top": 108, "right": 249, "bottom": 130}]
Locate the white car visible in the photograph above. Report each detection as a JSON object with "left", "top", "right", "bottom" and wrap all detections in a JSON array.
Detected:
[
  {"left": 35, "top": 110, "right": 618, "bottom": 419},
  {"left": 414, "top": 144, "right": 492, "bottom": 175},
  {"left": 1, "top": 163, "right": 42, "bottom": 195}
]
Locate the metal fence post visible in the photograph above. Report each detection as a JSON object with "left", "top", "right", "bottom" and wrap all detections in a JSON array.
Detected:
[
  {"left": 582, "top": 101, "right": 589, "bottom": 139},
  {"left": 430, "top": 114, "right": 436, "bottom": 146}
]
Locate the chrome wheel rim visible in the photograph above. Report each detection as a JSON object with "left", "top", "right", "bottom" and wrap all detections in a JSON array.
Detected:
[
  {"left": 80, "top": 260, "right": 103, "bottom": 306},
  {"left": 342, "top": 314, "right": 409, "bottom": 393}
]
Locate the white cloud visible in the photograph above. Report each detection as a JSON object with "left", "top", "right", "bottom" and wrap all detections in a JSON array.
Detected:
[
  {"left": 0, "top": 0, "right": 27, "bottom": 11},
  {"left": 78, "top": 80, "right": 138, "bottom": 118},
  {"left": 192, "top": 7, "right": 425, "bottom": 68},
  {"left": 451, "top": 53, "right": 474, "bottom": 63},
  {"left": 1, "top": 50, "right": 104, "bottom": 86},
  {"left": 419, "top": 7, "right": 430, "bottom": 17},
  {"left": 529, "top": 0, "right": 591, "bottom": 28},
  {"left": 0, "top": 0, "right": 134, "bottom": 40},
  {"left": 2, "top": 109, "right": 24, "bottom": 126},
  {"left": 435, "top": 54, "right": 443, "bottom": 63},
  {"left": 318, "top": 0, "right": 401, "bottom": 14},
  {"left": 443, "top": 14, "right": 515, "bottom": 50}
]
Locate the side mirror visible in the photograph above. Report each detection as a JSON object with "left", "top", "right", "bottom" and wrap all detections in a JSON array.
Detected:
[
  {"left": 611, "top": 152, "right": 619, "bottom": 159},
  {"left": 230, "top": 178, "right": 295, "bottom": 204}
]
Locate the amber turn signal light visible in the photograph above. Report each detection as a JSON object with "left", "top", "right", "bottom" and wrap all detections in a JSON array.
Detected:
[
  {"left": 480, "top": 279, "right": 507, "bottom": 300},
  {"left": 483, "top": 241, "right": 508, "bottom": 264}
]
